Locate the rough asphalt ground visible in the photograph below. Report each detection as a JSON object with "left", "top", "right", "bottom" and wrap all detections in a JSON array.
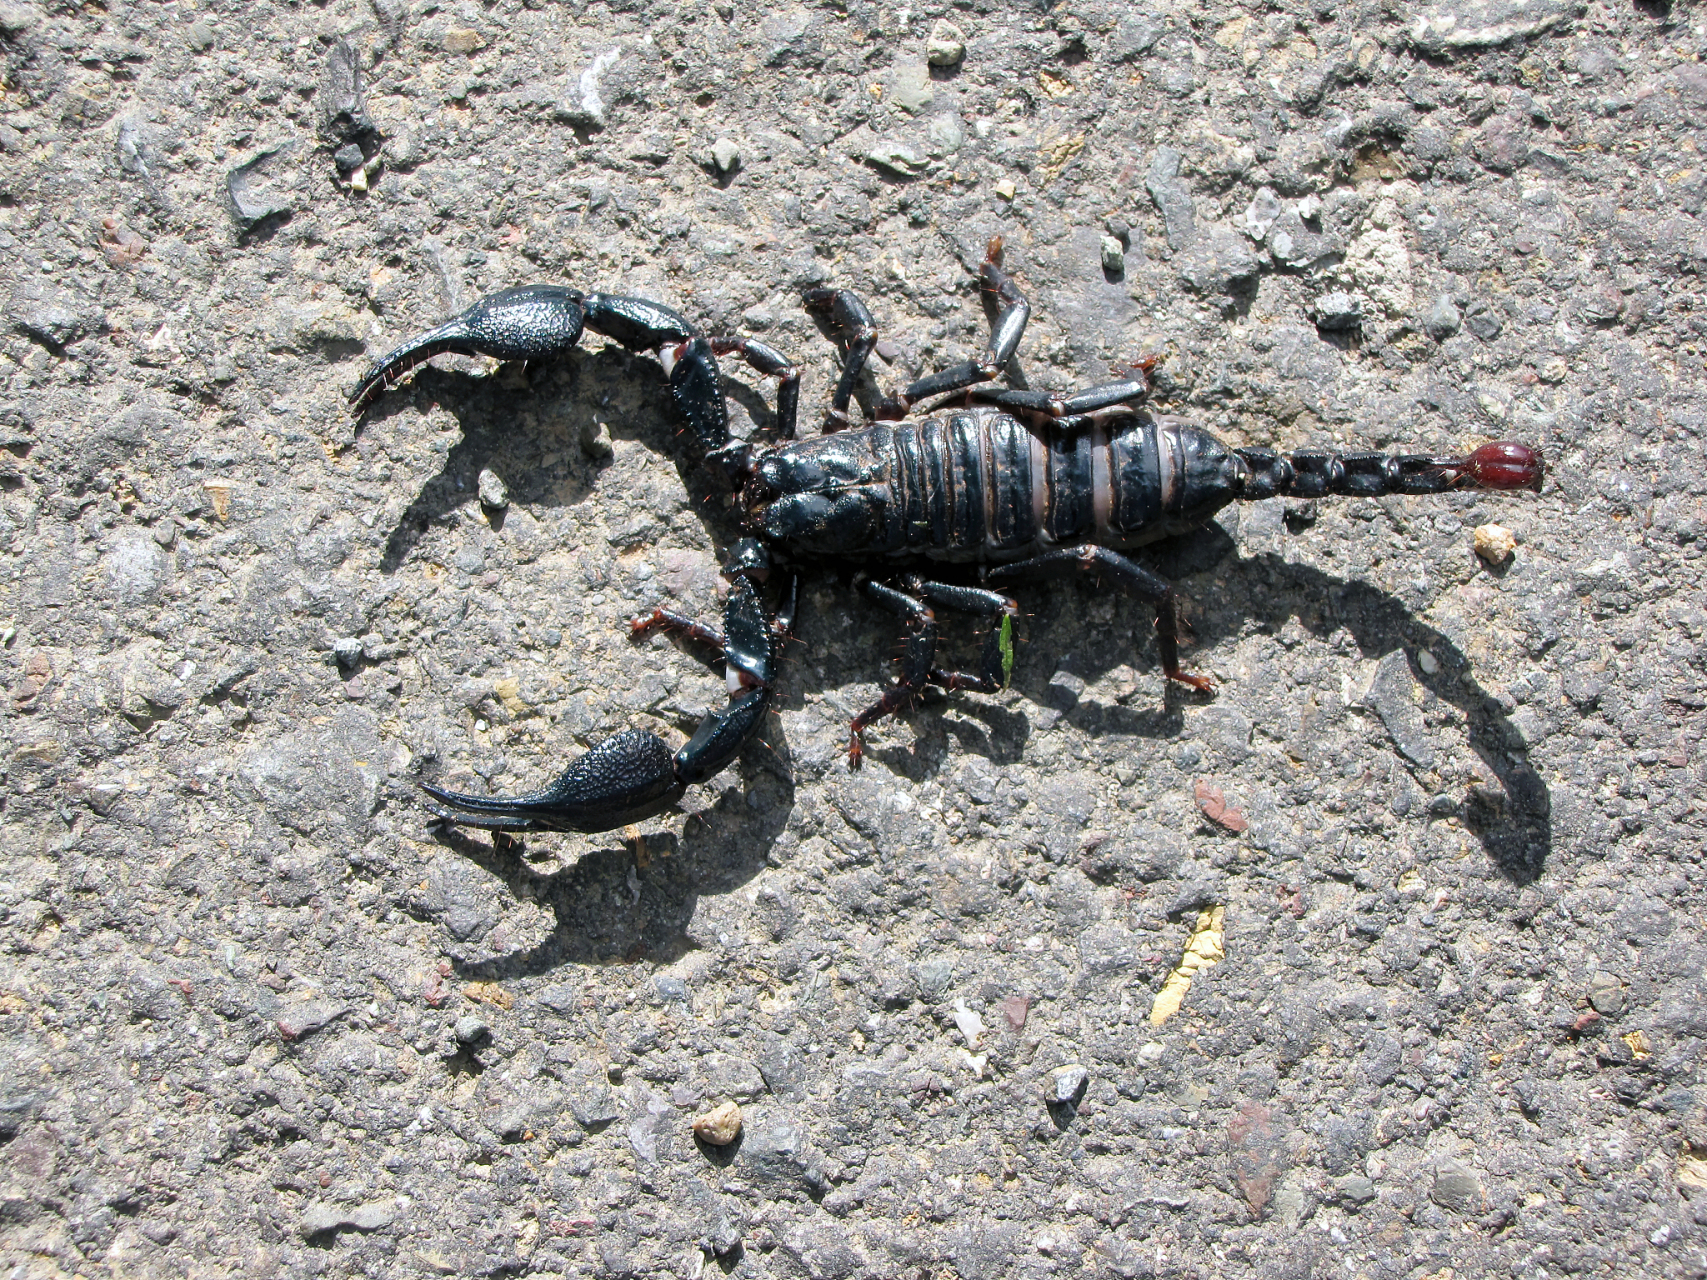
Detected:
[{"left": 3, "top": 0, "right": 1707, "bottom": 1276}]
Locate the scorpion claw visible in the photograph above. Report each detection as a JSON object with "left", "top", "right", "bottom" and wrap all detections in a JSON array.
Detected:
[
  {"left": 428, "top": 579, "right": 783, "bottom": 836},
  {"left": 349, "top": 285, "right": 590, "bottom": 414},
  {"left": 422, "top": 729, "right": 686, "bottom": 834}
]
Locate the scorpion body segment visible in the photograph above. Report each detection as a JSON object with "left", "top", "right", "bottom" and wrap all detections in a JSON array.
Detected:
[
  {"left": 352, "top": 240, "right": 1543, "bottom": 833},
  {"left": 748, "top": 409, "right": 1252, "bottom": 562}
]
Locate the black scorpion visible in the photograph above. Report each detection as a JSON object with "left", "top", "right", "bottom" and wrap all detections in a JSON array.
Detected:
[{"left": 351, "top": 240, "right": 1544, "bottom": 835}]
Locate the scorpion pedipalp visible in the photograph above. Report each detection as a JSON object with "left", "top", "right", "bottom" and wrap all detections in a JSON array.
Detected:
[
  {"left": 421, "top": 728, "right": 686, "bottom": 834},
  {"left": 423, "top": 577, "right": 781, "bottom": 834}
]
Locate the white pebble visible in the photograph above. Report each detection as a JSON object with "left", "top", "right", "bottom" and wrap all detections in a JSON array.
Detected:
[
  {"left": 1473, "top": 523, "right": 1516, "bottom": 564},
  {"left": 926, "top": 19, "right": 965, "bottom": 66}
]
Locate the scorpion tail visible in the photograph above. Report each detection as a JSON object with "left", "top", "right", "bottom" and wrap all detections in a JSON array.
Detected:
[
  {"left": 349, "top": 284, "right": 589, "bottom": 415},
  {"left": 1234, "top": 440, "right": 1545, "bottom": 501}
]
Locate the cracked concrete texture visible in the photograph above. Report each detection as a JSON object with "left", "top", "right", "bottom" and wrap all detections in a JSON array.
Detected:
[{"left": 2, "top": 0, "right": 1706, "bottom": 1276}]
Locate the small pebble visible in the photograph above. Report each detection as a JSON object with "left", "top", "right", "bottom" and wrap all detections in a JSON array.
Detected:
[
  {"left": 332, "top": 636, "right": 363, "bottom": 667},
  {"left": 443, "top": 27, "right": 484, "bottom": 54},
  {"left": 477, "top": 467, "right": 509, "bottom": 509},
  {"left": 866, "top": 143, "right": 925, "bottom": 175},
  {"left": 693, "top": 1100, "right": 743, "bottom": 1146},
  {"left": 1100, "top": 235, "right": 1125, "bottom": 274},
  {"left": 995, "top": 179, "right": 1016, "bottom": 201},
  {"left": 926, "top": 19, "right": 966, "bottom": 66},
  {"left": 580, "top": 419, "right": 614, "bottom": 459},
  {"left": 712, "top": 137, "right": 741, "bottom": 174},
  {"left": 1587, "top": 972, "right": 1626, "bottom": 1016},
  {"left": 1424, "top": 296, "right": 1462, "bottom": 340},
  {"left": 1473, "top": 523, "right": 1516, "bottom": 565},
  {"left": 1336, "top": 1174, "right": 1377, "bottom": 1205},
  {"left": 1309, "top": 291, "right": 1364, "bottom": 332},
  {"left": 454, "top": 1015, "right": 490, "bottom": 1045},
  {"left": 1047, "top": 1064, "right": 1089, "bottom": 1105},
  {"left": 333, "top": 142, "right": 364, "bottom": 172}
]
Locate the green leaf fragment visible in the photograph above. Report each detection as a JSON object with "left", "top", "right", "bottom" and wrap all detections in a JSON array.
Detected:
[{"left": 999, "top": 614, "right": 1014, "bottom": 688}]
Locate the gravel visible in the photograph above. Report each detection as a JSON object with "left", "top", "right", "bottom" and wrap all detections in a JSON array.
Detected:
[{"left": 2, "top": 1, "right": 1704, "bottom": 1276}]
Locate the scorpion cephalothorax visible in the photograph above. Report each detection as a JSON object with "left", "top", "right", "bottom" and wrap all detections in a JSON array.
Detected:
[{"left": 352, "top": 239, "right": 1544, "bottom": 832}]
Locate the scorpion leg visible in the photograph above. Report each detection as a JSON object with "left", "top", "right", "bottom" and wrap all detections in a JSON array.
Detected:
[
  {"left": 848, "top": 578, "right": 941, "bottom": 768},
  {"left": 988, "top": 546, "right": 1215, "bottom": 695},
  {"left": 970, "top": 376, "right": 1151, "bottom": 429},
  {"left": 631, "top": 608, "right": 728, "bottom": 657},
  {"left": 801, "top": 289, "right": 879, "bottom": 432},
  {"left": 349, "top": 284, "right": 590, "bottom": 415},
  {"left": 422, "top": 578, "right": 780, "bottom": 833},
  {"left": 892, "top": 237, "right": 1032, "bottom": 413},
  {"left": 907, "top": 578, "right": 1021, "bottom": 695},
  {"left": 709, "top": 336, "right": 801, "bottom": 441}
]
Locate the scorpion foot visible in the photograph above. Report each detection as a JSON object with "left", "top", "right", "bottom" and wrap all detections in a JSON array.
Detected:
[{"left": 1165, "top": 667, "right": 1216, "bottom": 695}]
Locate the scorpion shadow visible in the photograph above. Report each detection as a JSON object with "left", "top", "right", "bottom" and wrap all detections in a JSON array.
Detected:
[
  {"left": 361, "top": 345, "right": 692, "bottom": 574},
  {"left": 991, "top": 525, "right": 1550, "bottom": 884},
  {"left": 364, "top": 348, "right": 795, "bottom": 979},
  {"left": 1266, "top": 555, "right": 1552, "bottom": 885},
  {"left": 434, "top": 750, "right": 795, "bottom": 981}
]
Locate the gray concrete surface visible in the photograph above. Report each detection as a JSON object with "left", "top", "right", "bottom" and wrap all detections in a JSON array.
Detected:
[{"left": 2, "top": 0, "right": 1706, "bottom": 1275}]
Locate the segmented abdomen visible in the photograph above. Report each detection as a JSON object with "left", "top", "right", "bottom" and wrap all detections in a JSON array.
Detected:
[{"left": 878, "top": 409, "right": 1203, "bottom": 561}]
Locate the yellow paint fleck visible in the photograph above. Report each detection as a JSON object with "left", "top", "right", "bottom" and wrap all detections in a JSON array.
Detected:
[
  {"left": 463, "top": 981, "right": 515, "bottom": 1010},
  {"left": 1037, "top": 70, "right": 1074, "bottom": 99},
  {"left": 1149, "top": 906, "right": 1225, "bottom": 1025},
  {"left": 1036, "top": 133, "right": 1086, "bottom": 186},
  {"left": 1622, "top": 1030, "right": 1651, "bottom": 1060}
]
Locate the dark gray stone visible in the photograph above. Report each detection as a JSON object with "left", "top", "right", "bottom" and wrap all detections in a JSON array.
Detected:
[
  {"left": 1365, "top": 651, "right": 1436, "bottom": 769},
  {"left": 1336, "top": 1175, "right": 1377, "bottom": 1205},
  {"left": 1424, "top": 296, "right": 1463, "bottom": 339},
  {"left": 1178, "top": 230, "right": 1261, "bottom": 302},
  {"left": 1309, "top": 291, "right": 1364, "bottom": 332},
  {"left": 1431, "top": 1162, "right": 1484, "bottom": 1213},
  {"left": 321, "top": 39, "right": 375, "bottom": 143},
  {"left": 225, "top": 144, "right": 295, "bottom": 232},
  {"left": 1145, "top": 148, "right": 1196, "bottom": 251},
  {"left": 739, "top": 1105, "right": 824, "bottom": 1192},
  {"left": 9, "top": 280, "right": 103, "bottom": 350}
]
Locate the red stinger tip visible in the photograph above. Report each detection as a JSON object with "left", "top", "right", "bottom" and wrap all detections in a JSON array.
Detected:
[{"left": 1464, "top": 441, "right": 1544, "bottom": 491}]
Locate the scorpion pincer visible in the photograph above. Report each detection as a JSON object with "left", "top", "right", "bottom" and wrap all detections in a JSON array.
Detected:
[{"left": 351, "top": 240, "right": 1545, "bottom": 835}]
